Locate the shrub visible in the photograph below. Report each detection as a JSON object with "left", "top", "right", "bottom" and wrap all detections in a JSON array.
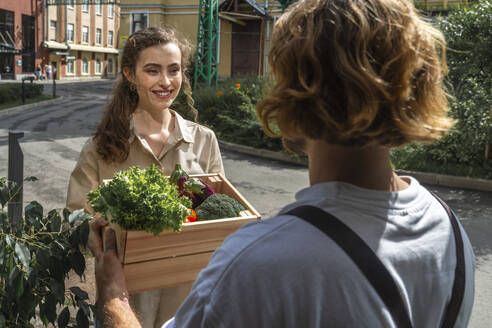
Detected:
[
  {"left": 192, "top": 79, "right": 283, "bottom": 151},
  {"left": 0, "top": 83, "right": 44, "bottom": 104},
  {"left": 0, "top": 177, "right": 93, "bottom": 327}
]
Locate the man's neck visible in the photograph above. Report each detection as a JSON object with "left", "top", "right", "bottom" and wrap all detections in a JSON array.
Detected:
[{"left": 306, "top": 140, "right": 408, "bottom": 192}]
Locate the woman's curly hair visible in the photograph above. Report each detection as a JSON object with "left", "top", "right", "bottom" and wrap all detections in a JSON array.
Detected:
[
  {"left": 94, "top": 27, "right": 196, "bottom": 163},
  {"left": 256, "top": 0, "right": 454, "bottom": 147}
]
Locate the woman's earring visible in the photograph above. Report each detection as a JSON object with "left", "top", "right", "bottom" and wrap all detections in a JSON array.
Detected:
[{"left": 130, "top": 83, "right": 137, "bottom": 92}]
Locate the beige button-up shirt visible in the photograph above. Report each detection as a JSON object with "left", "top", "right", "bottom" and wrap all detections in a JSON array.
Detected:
[{"left": 66, "top": 110, "right": 224, "bottom": 212}]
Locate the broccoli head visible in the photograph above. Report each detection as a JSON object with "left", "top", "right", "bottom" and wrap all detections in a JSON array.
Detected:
[{"left": 195, "top": 193, "right": 245, "bottom": 220}]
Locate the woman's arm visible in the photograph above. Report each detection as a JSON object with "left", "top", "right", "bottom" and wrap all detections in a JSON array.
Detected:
[{"left": 66, "top": 139, "right": 99, "bottom": 213}]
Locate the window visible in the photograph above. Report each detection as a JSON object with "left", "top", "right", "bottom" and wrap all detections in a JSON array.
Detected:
[
  {"left": 96, "top": 59, "right": 101, "bottom": 74},
  {"left": 131, "top": 13, "right": 148, "bottom": 33},
  {"left": 67, "top": 0, "right": 74, "bottom": 9},
  {"left": 108, "top": 3, "right": 114, "bottom": 18},
  {"left": 107, "top": 58, "right": 113, "bottom": 74},
  {"left": 108, "top": 31, "right": 113, "bottom": 47},
  {"left": 82, "top": 58, "right": 88, "bottom": 74},
  {"left": 67, "top": 23, "right": 74, "bottom": 42},
  {"left": 50, "top": 20, "right": 56, "bottom": 29},
  {"left": 96, "top": 28, "right": 102, "bottom": 45},
  {"left": 66, "top": 59, "right": 74, "bottom": 74},
  {"left": 22, "top": 15, "right": 35, "bottom": 73},
  {"left": 82, "top": 26, "right": 89, "bottom": 43},
  {"left": 96, "top": 0, "right": 102, "bottom": 15},
  {"left": 82, "top": 0, "right": 89, "bottom": 12}
]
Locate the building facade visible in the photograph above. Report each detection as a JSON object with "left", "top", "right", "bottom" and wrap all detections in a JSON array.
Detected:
[
  {"left": 119, "top": 0, "right": 283, "bottom": 79},
  {"left": 43, "top": 0, "right": 120, "bottom": 80},
  {"left": 118, "top": 0, "right": 473, "bottom": 80},
  {"left": 0, "top": 0, "right": 43, "bottom": 80}
]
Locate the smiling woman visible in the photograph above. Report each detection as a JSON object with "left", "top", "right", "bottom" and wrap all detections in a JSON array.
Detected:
[{"left": 65, "top": 27, "right": 224, "bottom": 328}]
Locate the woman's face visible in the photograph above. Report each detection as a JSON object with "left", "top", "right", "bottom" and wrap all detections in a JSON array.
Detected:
[{"left": 127, "top": 42, "right": 183, "bottom": 113}]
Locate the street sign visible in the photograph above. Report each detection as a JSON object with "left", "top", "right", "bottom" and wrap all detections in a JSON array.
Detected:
[
  {"left": 66, "top": 56, "right": 76, "bottom": 60},
  {"left": 55, "top": 51, "right": 69, "bottom": 55}
]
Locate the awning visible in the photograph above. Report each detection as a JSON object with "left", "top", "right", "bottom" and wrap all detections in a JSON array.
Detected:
[
  {"left": 0, "top": 31, "right": 20, "bottom": 54},
  {"left": 219, "top": 0, "right": 269, "bottom": 17},
  {"left": 43, "top": 41, "right": 119, "bottom": 54}
]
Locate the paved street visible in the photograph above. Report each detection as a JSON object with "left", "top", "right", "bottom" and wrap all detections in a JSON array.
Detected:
[{"left": 0, "top": 80, "right": 490, "bottom": 327}]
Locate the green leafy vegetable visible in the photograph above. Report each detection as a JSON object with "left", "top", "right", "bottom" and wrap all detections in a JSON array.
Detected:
[
  {"left": 195, "top": 193, "right": 245, "bottom": 220},
  {"left": 87, "top": 164, "right": 192, "bottom": 235}
]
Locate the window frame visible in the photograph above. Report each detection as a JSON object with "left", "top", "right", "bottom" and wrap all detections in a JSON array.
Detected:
[
  {"left": 66, "top": 59, "right": 75, "bottom": 75},
  {"left": 96, "top": 28, "right": 102, "bottom": 45},
  {"left": 95, "top": 58, "right": 102, "bottom": 74},
  {"left": 82, "top": 0, "right": 89, "bottom": 12},
  {"left": 82, "top": 26, "right": 89, "bottom": 44},
  {"left": 107, "top": 58, "right": 113, "bottom": 74},
  {"left": 96, "top": 0, "right": 102, "bottom": 16},
  {"left": 82, "top": 58, "right": 89, "bottom": 74},
  {"left": 108, "top": 30, "right": 113, "bottom": 47},
  {"left": 130, "top": 12, "right": 149, "bottom": 34},
  {"left": 67, "top": 23, "right": 74, "bottom": 43},
  {"left": 108, "top": 3, "right": 114, "bottom": 18}
]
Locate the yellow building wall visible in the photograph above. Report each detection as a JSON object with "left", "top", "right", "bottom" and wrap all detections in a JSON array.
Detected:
[{"left": 218, "top": 20, "right": 232, "bottom": 78}]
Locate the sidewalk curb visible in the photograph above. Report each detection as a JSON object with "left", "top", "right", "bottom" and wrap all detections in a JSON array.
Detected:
[
  {"left": 219, "top": 140, "right": 492, "bottom": 192},
  {"left": 0, "top": 96, "right": 64, "bottom": 118}
]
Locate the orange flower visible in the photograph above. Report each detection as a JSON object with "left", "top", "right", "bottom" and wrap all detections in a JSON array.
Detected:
[
  {"left": 235, "top": 83, "right": 241, "bottom": 90},
  {"left": 216, "top": 91, "right": 224, "bottom": 96}
]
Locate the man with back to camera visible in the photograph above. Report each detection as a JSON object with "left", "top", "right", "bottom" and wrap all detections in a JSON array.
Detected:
[{"left": 88, "top": 0, "right": 475, "bottom": 327}]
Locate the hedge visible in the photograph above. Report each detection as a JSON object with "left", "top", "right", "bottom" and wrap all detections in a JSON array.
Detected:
[{"left": 0, "top": 83, "right": 44, "bottom": 104}]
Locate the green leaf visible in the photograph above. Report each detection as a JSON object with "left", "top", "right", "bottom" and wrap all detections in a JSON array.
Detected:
[
  {"left": 78, "top": 219, "right": 90, "bottom": 248},
  {"left": 0, "top": 239, "right": 5, "bottom": 265},
  {"left": 57, "top": 307, "right": 70, "bottom": 328},
  {"left": 62, "top": 208, "right": 71, "bottom": 223},
  {"left": 5, "top": 235, "right": 13, "bottom": 247},
  {"left": 47, "top": 209, "right": 62, "bottom": 232},
  {"left": 44, "top": 294, "right": 57, "bottom": 325},
  {"left": 70, "top": 286, "right": 89, "bottom": 301},
  {"left": 76, "top": 307, "right": 90, "bottom": 328},
  {"left": 36, "top": 249, "right": 50, "bottom": 268},
  {"left": 70, "top": 250, "right": 86, "bottom": 278},
  {"left": 49, "top": 278, "right": 65, "bottom": 303},
  {"left": 77, "top": 299, "right": 90, "bottom": 317},
  {"left": 0, "top": 184, "right": 9, "bottom": 208},
  {"left": 69, "top": 209, "right": 91, "bottom": 225},
  {"left": 24, "top": 201, "right": 43, "bottom": 220},
  {"left": 14, "top": 242, "right": 31, "bottom": 269},
  {"left": 8, "top": 267, "right": 23, "bottom": 299}
]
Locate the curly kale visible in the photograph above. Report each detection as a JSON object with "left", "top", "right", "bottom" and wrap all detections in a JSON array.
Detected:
[
  {"left": 87, "top": 164, "right": 192, "bottom": 235},
  {"left": 195, "top": 193, "right": 245, "bottom": 220}
]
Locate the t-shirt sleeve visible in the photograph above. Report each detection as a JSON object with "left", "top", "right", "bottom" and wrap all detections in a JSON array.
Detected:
[{"left": 66, "top": 139, "right": 100, "bottom": 213}]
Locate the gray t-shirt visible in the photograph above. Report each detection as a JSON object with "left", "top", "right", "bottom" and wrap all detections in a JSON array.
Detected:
[{"left": 164, "top": 177, "right": 475, "bottom": 328}]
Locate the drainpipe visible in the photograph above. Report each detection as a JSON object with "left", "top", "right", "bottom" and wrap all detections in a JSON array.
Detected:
[{"left": 42, "top": 0, "right": 45, "bottom": 44}]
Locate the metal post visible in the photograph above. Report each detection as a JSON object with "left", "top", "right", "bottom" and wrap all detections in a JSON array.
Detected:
[
  {"left": 53, "top": 76, "right": 56, "bottom": 98},
  {"left": 21, "top": 79, "right": 25, "bottom": 104},
  {"left": 8, "top": 131, "right": 24, "bottom": 231}
]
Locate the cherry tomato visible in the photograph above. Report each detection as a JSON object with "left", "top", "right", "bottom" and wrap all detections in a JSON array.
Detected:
[{"left": 184, "top": 208, "right": 197, "bottom": 223}]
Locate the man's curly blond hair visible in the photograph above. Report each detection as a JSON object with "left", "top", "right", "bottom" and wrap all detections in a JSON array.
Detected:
[{"left": 256, "top": 0, "right": 454, "bottom": 147}]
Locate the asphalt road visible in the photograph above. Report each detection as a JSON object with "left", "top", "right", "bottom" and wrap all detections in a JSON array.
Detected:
[{"left": 0, "top": 80, "right": 490, "bottom": 327}]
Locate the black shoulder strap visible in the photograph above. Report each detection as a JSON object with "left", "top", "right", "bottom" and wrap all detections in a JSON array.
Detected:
[
  {"left": 285, "top": 199, "right": 465, "bottom": 328},
  {"left": 285, "top": 205, "right": 413, "bottom": 328},
  {"left": 430, "top": 194, "right": 466, "bottom": 328}
]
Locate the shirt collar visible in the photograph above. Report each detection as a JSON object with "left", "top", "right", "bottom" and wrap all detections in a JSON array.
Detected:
[{"left": 127, "top": 110, "right": 194, "bottom": 144}]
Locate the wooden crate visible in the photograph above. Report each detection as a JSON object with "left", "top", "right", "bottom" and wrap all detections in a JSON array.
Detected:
[{"left": 107, "top": 173, "right": 261, "bottom": 294}]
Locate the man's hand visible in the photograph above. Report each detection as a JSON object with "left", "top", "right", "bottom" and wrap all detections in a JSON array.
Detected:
[{"left": 89, "top": 217, "right": 142, "bottom": 327}]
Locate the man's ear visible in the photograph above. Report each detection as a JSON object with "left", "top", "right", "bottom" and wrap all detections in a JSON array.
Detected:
[{"left": 122, "top": 67, "right": 134, "bottom": 84}]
